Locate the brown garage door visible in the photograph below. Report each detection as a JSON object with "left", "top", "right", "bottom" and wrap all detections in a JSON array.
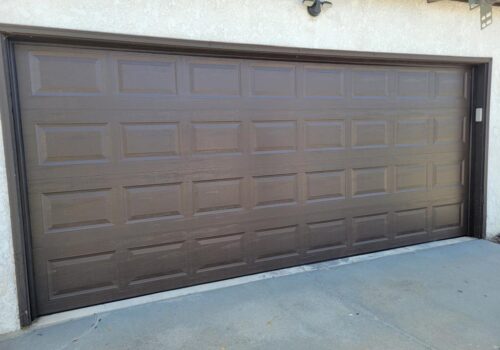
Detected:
[{"left": 14, "top": 43, "right": 470, "bottom": 315}]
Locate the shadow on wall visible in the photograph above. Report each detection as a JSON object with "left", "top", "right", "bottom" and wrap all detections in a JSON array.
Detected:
[{"left": 490, "top": 234, "right": 500, "bottom": 244}]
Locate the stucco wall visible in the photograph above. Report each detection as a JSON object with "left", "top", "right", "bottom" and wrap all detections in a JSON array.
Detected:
[
  {"left": 0, "top": 119, "right": 18, "bottom": 334},
  {"left": 0, "top": 0, "right": 499, "bottom": 335}
]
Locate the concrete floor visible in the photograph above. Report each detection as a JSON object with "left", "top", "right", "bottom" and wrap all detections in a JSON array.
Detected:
[{"left": 1, "top": 239, "right": 500, "bottom": 350}]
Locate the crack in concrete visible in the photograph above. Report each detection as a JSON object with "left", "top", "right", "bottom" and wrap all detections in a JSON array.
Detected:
[{"left": 56, "top": 314, "right": 103, "bottom": 350}]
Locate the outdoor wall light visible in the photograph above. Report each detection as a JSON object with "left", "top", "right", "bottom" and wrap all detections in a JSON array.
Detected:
[{"left": 303, "top": 0, "right": 333, "bottom": 17}]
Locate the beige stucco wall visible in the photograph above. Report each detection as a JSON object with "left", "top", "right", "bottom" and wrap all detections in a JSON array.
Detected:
[{"left": 0, "top": 0, "right": 499, "bottom": 335}]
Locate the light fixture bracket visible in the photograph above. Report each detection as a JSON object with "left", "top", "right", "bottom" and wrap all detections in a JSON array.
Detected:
[{"left": 427, "top": 0, "right": 500, "bottom": 29}]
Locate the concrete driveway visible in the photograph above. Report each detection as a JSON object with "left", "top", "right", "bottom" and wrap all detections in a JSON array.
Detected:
[{"left": 1, "top": 238, "right": 500, "bottom": 350}]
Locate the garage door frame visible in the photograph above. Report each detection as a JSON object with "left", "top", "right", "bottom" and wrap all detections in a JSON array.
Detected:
[{"left": 0, "top": 24, "right": 491, "bottom": 327}]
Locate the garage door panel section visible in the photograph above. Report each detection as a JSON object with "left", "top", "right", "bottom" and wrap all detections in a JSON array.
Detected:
[
  {"left": 41, "top": 188, "right": 114, "bottom": 233},
  {"left": 16, "top": 45, "right": 469, "bottom": 111},
  {"left": 27, "top": 49, "right": 107, "bottom": 97},
  {"left": 15, "top": 44, "right": 470, "bottom": 315},
  {"left": 46, "top": 250, "right": 120, "bottom": 300}
]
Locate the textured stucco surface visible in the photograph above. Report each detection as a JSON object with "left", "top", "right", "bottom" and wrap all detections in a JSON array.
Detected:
[
  {"left": 0, "top": 117, "right": 18, "bottom": 334},
  {"left": 0, "top": 0, "right": 499, "bottom": 334}
]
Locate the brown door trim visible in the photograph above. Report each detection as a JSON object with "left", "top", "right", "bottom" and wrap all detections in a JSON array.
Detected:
[
  {"left": 0, "top": 23, "right": 493, "bottom": 66},
  {"left": 468, "top": 64, "right": 491, "bottom": 238},
  {"left": 0, "top": 25, "right": 490, "bottom": 327},
  {"left": 0, "top": 35, "right": 35, "bottom": 326}
]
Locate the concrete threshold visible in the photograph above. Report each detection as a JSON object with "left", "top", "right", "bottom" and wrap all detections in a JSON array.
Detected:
[{"left": 32, "top": 237, "right": 474, "bottom": 331}]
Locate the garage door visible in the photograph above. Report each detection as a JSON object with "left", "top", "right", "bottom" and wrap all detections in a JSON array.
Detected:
[{"left": 14, "top": 44, "right": 470, "bottom": 315}]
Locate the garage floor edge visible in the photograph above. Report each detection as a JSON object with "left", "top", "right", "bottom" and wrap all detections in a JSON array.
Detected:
[
  {"left": 4, "top": 237, "right": 500, "bottom": 350},
  {"left": 27, "top": 237, "right": 474, "bottom": 332}
]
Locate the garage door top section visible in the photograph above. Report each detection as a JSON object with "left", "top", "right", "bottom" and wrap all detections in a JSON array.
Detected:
[{"left": 15, "top": 44, "right": 469, "bottom": 315}]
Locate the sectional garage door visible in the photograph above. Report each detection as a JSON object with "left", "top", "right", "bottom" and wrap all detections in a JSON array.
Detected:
[{"left": 14, "top": 43, "right": 471, "bottom": 315}]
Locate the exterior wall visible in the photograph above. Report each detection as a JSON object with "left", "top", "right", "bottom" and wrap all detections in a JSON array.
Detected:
[
  {"left": 0, "top": 0, "right": 498, "bottom": 334},
  {"left": 0, "top": 119, "right": 18, "bottom": 334}
]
